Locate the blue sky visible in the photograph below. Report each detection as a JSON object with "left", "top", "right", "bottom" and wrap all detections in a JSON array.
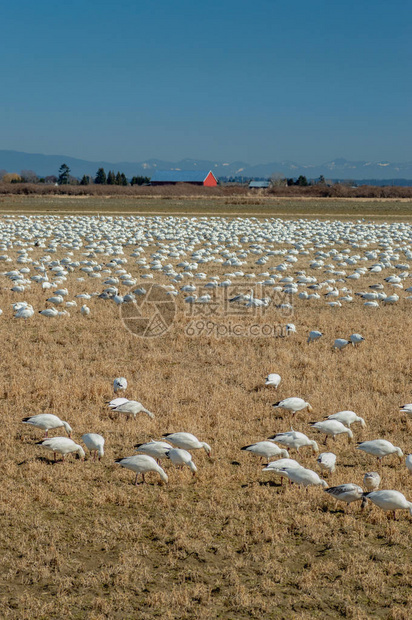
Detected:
[{"left": 1, "top": 0, "right": 411, "bottom": 164}]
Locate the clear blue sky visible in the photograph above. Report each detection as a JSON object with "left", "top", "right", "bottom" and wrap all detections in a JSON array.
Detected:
[{"left": 1, "top": 0, "right": 411, "bottom": 164}]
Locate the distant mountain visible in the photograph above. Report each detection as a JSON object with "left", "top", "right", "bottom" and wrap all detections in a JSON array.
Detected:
[{"left": 1, "top": 150, "right": 412, "bottom": 181}]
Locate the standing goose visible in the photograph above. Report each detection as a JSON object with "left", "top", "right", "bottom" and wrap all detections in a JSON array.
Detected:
[
  {"left": 241, "top": 441, "right": 289, "bottom": 464},
  {"left": 22, "top": 414, "right": 72, "bottom": 438},
  {"left": 362, "top": 490, "right": 412, "bottom": 519},
  {"left": 111, "top": 400, "right": 154, "bottom": 419},
  {"left": 327, "top": 410, "right": 366, "bottom": 428},
  {"left": 405, "top": 455, "right": 412, "bottom": 475},
  {"left": 162, "top": 432, "right": 211, "bottom": 456},
  {"left": 268, "top": 430, "right": 319, "bottom": 454},
  {"left": 333, "top": 338, "right": 349, "bottom": 351},
  {"left": 37, "top": 437, "right": 85, "bottom": 462},
  {"left": 166, "top": 448, "right": 197, "bottom": 475},
  {"left": 324, "top": 484, "right": 363, "bottom": 508},
  {"left": 307, "top": 330, "right": 323, "bottom": 344},
  {"left": 81, "top": 433, "right": 105, "bottom": 460},
  {"left": 356, "top": 440, "right": 404, "bottom": 465},
  {"left": 363, "top": 472, "right": 381, "bottom": 491},
  {"left": 115, "top": 454, "right": 168, "bottom": 485},
  {"left": 311, "top": 420, "right": 353, "bottom": 445},
  {"left": 113, "top": 377, "right": 127, "bottom": 393}
]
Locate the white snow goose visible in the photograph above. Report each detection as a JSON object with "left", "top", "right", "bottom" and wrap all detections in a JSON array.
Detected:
[
  {"left": 362, "top": 490, "right": 412, "bottom": 519},
  {"left": 166, "top": 448, "right": 197, "bottom": 475},
  {"left": 241, "top": 441, "right": 288, "bottom": 464},
  {"left": 356, "top": 440, "right": 403, "bottom": 465},
  {"left": 110, "top": 400, "right": 154, "bottom": 419},
  {"left": 81, "top": 433, "right": 105, "bottom": 460},
  {"left": 113, "top": 377, "right": 127, "bottom": 393},
  {"left": 269, "top": 429, "right": 319, "bottom": 454},
  {"left": 272, "top": 398, "right": 312, "bottom": 417},
  {"left": 327, "top": 410, "right": 366, "bottom": 428},
  {"left": 134, "top": 440, "right": 173, "bottom": 461},
  {"left": 279, "top": 466, "right": 328, "bottom": 488},
  {"left": 316, "top": 452, "right": 337, "bottom": 475},
  {"left": 311, "top": 420, "right": 353, "bottom": 445},
  {"left": 162, "top": 432, "right": 211, "bottom": 456},
  {"left": 265, "top": 373, "right": 281, "bottom": 388},
  {"left": 363, "top": 472, "right": 381, "bottom": 491},
  {"left": 37, "top": 437, "right": 85, "bottom": 462},
  {"left": 324, "top": 484, "right": 363, "bottom": 508},
  {"left": 115, "top": 454, "right": 168, "bottom": 485},
  {"left": 22, "top": 414, "right": 72, "bottom": 438}
]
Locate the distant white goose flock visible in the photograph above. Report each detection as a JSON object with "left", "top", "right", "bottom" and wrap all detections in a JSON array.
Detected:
[
  {"left": 241, "top": 441, "right": 289, "bottom": 463},
  {"left": 327, "top": 410, "right": 366, "bottom": 428},
  {"left": 115, "top": 454, "right": 168, "bottom": 485},
  {"left": 37, "top": 437, "right": 85, "bottom": 461},
  {"left": 162, "top": 432, "right": 211, "bottom": 456},
  {"left": 81, "top": 433, "right": 105, "bottom": 460},
  {"left": 22, "top": 414, "right": 72, "bottom": 438}
]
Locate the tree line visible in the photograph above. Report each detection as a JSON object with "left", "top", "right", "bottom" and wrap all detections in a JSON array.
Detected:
[{"left": 0, "top": 164, "right": 150, "bottom": 186}]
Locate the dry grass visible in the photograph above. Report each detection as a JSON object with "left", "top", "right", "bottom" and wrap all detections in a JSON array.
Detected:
[
  {"left": 0, "top": 194, "right": 412, "bottom": 219},
  {"left": 0, "top": 214, "right": 412, "bottom": 618}
]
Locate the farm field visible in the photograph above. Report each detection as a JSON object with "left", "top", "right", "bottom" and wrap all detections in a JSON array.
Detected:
[
  {"left": 0, "top": 194, "right": 412, "bottom": 219},
  {"left": 0, "top": 205, "right": 412, "bottom": 619}
]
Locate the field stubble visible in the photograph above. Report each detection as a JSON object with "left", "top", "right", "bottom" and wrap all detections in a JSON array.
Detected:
[{"left": 0, "top": 238, "right": 412, "bottom": 619}]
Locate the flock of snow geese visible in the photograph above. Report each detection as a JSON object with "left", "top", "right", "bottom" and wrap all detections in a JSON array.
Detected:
[{"left": 1, "top": 214, "right": 412, "bottom": 519}]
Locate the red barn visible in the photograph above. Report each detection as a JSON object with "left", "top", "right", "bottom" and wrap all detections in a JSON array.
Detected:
[{"left": 150, "top": 170, "right": 218, "bottom": 186}]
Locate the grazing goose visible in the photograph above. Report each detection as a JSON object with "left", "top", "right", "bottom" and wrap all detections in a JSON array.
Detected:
[
  {"left": 316, "top": 452, "right": 337, "bottom": 475},
  {"left": 37, "top": 437, "right": 85, "bottom": 461},
  {"left": 350, "top": 333, "right": 364, "bottom": 346},
  {"left": 262, "top": 458, "right": 303, "bottom": 485},
  {"left": 405, "top": 455, "right": 412, "bottom": 475},
  {"left": 107, "top": 397, "right": 129, "bottom": 409},
  {"left": 362, "top": 490, "right": 412, "bottom": 518},
  {"left": 265, "top": 373, "right": 281, "bottom": 388},
  {"left": 166, "top": 448, "right": 197, "bottom": 475},
  {"left": 272, "top": 398, "right": 313, "bottom": 416},
  {"left": 333, "top": 338, "right": 349, "bottom": 351},
  {"left": 22, "top": 414, "right": 72, "bottom": 438},
  {"left": 162, "top": 432, "right": 211, "bottom": 456},
  {"left": 241, "top": 441, "right": 289, "bottom": 464},
  {"left": 110, "top": 400, "right": 154, "bottom": 419},
  {"left": 400, "top": 403, "right": 412, "bottom": 415},
  {"left": 113, "top": 377, "right": 127, "bottom": 393},
  {"left": 311, "top": 420, "right": 353, "bottom": 444},
  {"left": 115, "top": 454, "right": 168, "bottom": 485},
  {"left": 279, "top": 466, "right": 328, "bottom": 488},
  {"left": 307, "top": 330, "right": 323, "bottom": 344},
  {"left": 80, "top": 304, "right": 90, "bottom": 316},
  {"left": 327, "top": 410, "right": 366, "bottom": 428},
  {"left": 134, "top": 440, "right": 173, "bottom": 461},
  {"left": 325, "top": 484, "right": 363, "bottom": 507},
  {"left": 363, "top": 472, "right": 381, "bottom": 491},
  {"left": 81, "top": 433, "right": 105, "bottom": 460},
  {"left": 357, "top": 440, "right": 404, "bottom": 465},
  {"left": 39, "top": 307, "right": 59, "bottom": 318},
  {"left": 269, "top": 430, "right": 319, "bottom": 454}
]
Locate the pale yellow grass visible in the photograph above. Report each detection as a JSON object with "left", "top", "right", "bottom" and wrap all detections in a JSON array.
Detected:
[{"left": 0, "top": 248, "right": 411, "bottom": 619}]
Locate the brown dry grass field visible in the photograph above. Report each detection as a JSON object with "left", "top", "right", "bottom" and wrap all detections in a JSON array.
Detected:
[
  {"left": 0, "top": 201, "right": 411, "bottom": 619},
  {"left": 1, "top": 193, "right": 412, "bottom": 219}
]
